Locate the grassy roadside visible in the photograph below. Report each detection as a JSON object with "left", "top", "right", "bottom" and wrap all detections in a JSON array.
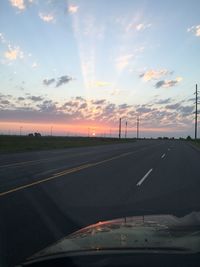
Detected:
[
  {"left": 191, "top": 139, "right": 200, "bottom": 149},
  {"left": 0, "top": 135, "right": 136, "bottom": 153}
]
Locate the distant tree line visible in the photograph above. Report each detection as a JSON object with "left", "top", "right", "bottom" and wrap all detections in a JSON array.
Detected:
[
  {"left": 28, "top": 132, "right": 41, "bottom": 137},
  {"left": 157, "top": 136, "right": 192, "bottom": 140}
]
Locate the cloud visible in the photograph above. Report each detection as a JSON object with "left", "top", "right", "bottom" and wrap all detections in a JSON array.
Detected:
[
  {"left": 28, "top": 96, "right": 43, "bottom": 102},
  {"left": 79, "top": 103, "right": 87, "bottom": 109},
  {"left": 187, "top": 97, "right": 195, "bottom": 102},
  {"left": 119, "top": 103, "right": 130, "bottom": 109},
  {"left": 56, "top": 75, "right": 73, "bottom": 87},
  {"left": 75, "top": 96, "right": 85, "bottom": 101},
  {"left": 115, "top": 54, "right": 134, "bottom": 71},
  {"left": 92, "top": 99, "right": 106, "bottom": 105},
  {"left": 155, "top": 77, "right": 182, "bottom": 88},
  {"left": 31, "top": 62, "right": 38, "bottom": 68},
  {"left": 18, "top": 97, "right": 25, "bottom": 101},
  {"left": 0, "top": 93, "right": 195, "bottom": 135},
  {"left": 136, "top": 23, "right": 152, "bottom": 31},
  {"left": 165, "top": 103, "right": 181, "bottom": 110},
  {"left": 179, "top": 106, "right": 194, "bottom": 115},
  {"left": 0, "top": 100, "right": 10, "bottom": 105},
  {"left": 37, "top": 100, "right": 57, "bottom": 113},
  {"left": 155, "top": 98, "right": 172, "bottom": 104},
  {"left": 39, "top": 13, "right": 54, "bottom": 22},
  {"left": 187, "top": 25, "right": 200, "bottom": 37},
  {"left": 68, "top": 4, "right": 79, "bottom": 14},
  {"left": 81, "top": 16, "right": 105, "bottom": 39},
  {"left": 126, "top": 22, "right": 152, "bottom": 32},
  {"left": 62, "top": 101, "right": 79, "bottom": 109},
  {"left": 9, "top": 0, "right": 25, "bottom": 10},
  {"left": 0, "top": 33, "right": 6, "bottom": 43},
  {"left": 136, "top": 107, "right": 153, "bottom": 113},
  {"left": 43, "top": 78, "right": 55, "bottom": 86},
  {"left": 4, "top": 45, "right": 24, "bottom": 61},
  {"left": 110, "top": 89, "right": 128, "bottom": 96},
  {"left": 165, "top": 102, "right": 194, "bottom": 116},
  {"left": 103, "top": 103, "right": 116, "bottom": 115},
  {"left": 139, "top": 69, "right": 173, "bottom": 81},
  {"left": 43, "top": 75, "right": 73, "bottom": 87}
]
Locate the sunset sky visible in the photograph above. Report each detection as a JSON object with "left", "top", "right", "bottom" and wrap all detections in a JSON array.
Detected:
[{"left": 0, "top": 0, "right": 200, "bottom": 137}]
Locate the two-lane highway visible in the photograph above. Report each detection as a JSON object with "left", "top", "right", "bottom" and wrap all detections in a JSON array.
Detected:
[{"left": 0, "top": 140, "right": 200, "bottom": 266}]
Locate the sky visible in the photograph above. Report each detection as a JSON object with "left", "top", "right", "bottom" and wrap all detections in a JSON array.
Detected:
[{"left": 0, "top": 0, "right": 200, "bottom": 137}]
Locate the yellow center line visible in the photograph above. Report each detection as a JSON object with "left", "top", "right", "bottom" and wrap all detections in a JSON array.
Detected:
[
  {"left": 0, "top": 144, "right": 164, "bottom": 198},
  {"left": 0, "top": 151, "right": 133, "bottom": 197},
  {"left": 0, "top": 151, "right": 95, "bottom": 169}
]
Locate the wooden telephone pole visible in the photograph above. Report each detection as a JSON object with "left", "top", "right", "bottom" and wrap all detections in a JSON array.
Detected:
[
  {"left": 125, "top": 121, "right": 127, "bottom": 139},
  {"left": 119, "top": 118, "right": 121, "bottom": 139}
]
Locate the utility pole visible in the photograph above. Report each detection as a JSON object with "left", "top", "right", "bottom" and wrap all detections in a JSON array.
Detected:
[
  {"left": 50, "top": 126, "right": 53, "bottom": 136},
  {"left": 119, "top": 118, "right": 121, "bottom": 139},
  {"left": 195, "top": 84, "right": 198, "bottom": 140},
  {"left": 125, "top": 121, "right": 127, "bottom": 139},
  {"left": 137, "top": 116, "right": 139, "bottom": 139}
]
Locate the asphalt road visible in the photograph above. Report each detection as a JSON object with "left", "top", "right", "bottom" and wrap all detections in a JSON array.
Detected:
[{"left": 0, "top": 140, "right": 200, "bottom": 266}]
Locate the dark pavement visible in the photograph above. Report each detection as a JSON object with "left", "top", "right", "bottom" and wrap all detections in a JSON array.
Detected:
[{"left": 0, "top": 140, "right": 200, "bottom": 266}]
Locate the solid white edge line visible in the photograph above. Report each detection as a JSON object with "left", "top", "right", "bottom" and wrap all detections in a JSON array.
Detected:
[
  {"left": 161, "top": 153, "right": 166, "bottom": 159},
  {"left": 137, "top": 168, "right": 153, "bottom": 186}
]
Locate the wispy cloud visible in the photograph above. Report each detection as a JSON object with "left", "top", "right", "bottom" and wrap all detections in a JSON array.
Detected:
[
  {"left": 115, "top": 54, "right": 134, "bottom": 71},
  {"left": 187, "top": 25, "right": 200, "bottom": 37},
  {"left": 43, "top": 78, "right": 55, "bottom": 86},
  {"left": 31, "top": 62, "right": 38, "bottom": 68},
  {"left": 9, "top": 0, "right": 25, "bottom": 10},
  {"left": 4, "top": 45, "right": 24, "bottom": 60},
  {"left": 136, "top": 23, "right": 152, "bottom": 31},
  {"left": 139, "top": 69, "right": 173, "bottom": 81},
  {"left": 80, "top": 15, "right": 105, "bottom": 39},
  {"left": 9, "top": 0, "right": 35, "bottom": 10},
  {"left": 68, "top": 4, "right": 79, "bottom": 14},
  {"left": 127, "top": 22, "right": 152, "bottom": 32},
  {"left": 80, "top": 54, "right": 95, "bottom": 88},
  {"left": 0, "top": 33, "right": 6, "bottom": 43},
  {"left": 155, "top": 77, "right": 182, "bottom": 88},
  {"left": 39, "top": 13, "right": 55, "bottom": 22},
  {"left": 155, "top": 98, "right": 172, "bottom": 104}
]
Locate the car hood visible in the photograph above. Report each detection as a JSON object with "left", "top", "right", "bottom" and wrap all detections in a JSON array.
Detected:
[{"left": 31, "top": 212, "right": 200, "bottom": 259}]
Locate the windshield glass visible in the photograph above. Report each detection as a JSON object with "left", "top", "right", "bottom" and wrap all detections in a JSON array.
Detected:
[{"left": 0, "top": 0, "right": 200, "bottom": 266}]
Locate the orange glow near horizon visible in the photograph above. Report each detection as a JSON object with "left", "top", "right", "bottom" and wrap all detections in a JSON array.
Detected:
[
  {"left": 0, "top": 121, "right": 114, "bottom": 136},
  {"left": 0, "top": 121, "right": 184, "bottom": 136}
]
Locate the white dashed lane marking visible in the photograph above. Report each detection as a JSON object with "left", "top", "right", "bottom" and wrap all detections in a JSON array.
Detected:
[{"left": 137, "top": 168, "right": 153, "bottom": 186}]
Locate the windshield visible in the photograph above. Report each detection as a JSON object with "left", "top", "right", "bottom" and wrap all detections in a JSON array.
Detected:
[{"left": 0, "top": 0, "right": 200, "bottom": 266}]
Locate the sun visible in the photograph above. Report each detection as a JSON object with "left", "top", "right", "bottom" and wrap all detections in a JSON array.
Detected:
[{"left": 92, "top": 132, "right": 96, "bottom": 136}]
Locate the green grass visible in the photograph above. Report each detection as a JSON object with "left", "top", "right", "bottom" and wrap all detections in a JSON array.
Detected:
[
  {"left": 0, "top": 135, "right": 136, "bottom": 153},
  {"left": 192, "top": 139, "right": 200, "bottom": 148}
]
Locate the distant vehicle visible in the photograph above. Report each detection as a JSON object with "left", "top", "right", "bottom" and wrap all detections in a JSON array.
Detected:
[{"left": 19, "top": 212, "right": 200, "bottom": 267}]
